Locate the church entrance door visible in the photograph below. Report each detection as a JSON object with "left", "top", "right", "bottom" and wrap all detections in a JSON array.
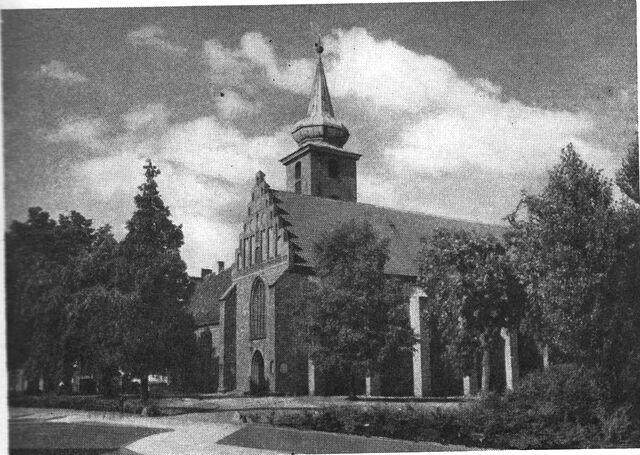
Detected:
[{"left": 250, "top": 350, "right": 266, "bottom": 394}]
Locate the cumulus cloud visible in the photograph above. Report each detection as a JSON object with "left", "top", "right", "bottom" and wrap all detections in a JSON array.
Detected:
[
  {"left": 39, "top": 60, "right": 88, "bottom": 84},
  {"left": 64, "top": 27, "right": 616, "bottom": 273},
  {"left": 127, "top": 25, "right": 187, "bottom": 55},
  {"left": 123, "top": 103, "right": 171, "bottom": 132},
  {"left": 47, "top": 118, "right": 106, "bottom": 149},
  {"left": 203, "top": 34, "right": 313, "bottom": 93},
  {"left": 214, "top": 90, "right": 259, "bottom": 120},
  {"left": 204, "top": 28, "right": 612, "bottom": 176},
  {"left": 67, "top": 104, "right": 289, "bottom": 273}
]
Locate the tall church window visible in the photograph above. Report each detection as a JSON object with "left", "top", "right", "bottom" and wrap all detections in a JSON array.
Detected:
[
  {"left": 274, "top": 225, "right": 279, "bottom": 256},
  {"left": 266, "top": 227, "right": 271, "bottom": 259},
  {"left": 250, "top": 278, "right": 266, "bottom": 339},
  {"left": 255, "top": 245, "right": 262, "bottom": 265},
  {"left": 328, "top": 159, "right": 339, "bottom": 178},
  {"left": 295, "top": 162, "right": 302, "bottom": 179}
]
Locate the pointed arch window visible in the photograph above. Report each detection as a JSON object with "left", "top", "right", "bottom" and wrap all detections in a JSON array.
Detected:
[{"left": 250, "top": 278, "right": 266, "bottom": 340}]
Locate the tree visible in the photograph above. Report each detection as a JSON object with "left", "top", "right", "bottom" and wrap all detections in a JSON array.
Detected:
[
  {"left": 616, "top": 133, "right": 639, "bottom": 204},
  {"left": 63, "top": 226, "right": 125, "bottom": 396},
  {"left": 6, "top": 207, "right": 95, "bottom": 392},
  {"left": 508, "top": 144, "right": 640, "bottom": 403},
  {"left": 418, "top": 229, "right": 525, "bottom": 394},
  {"left": 116, "top": 160, "right": 194, "bottom": 400},
  {"left": 301, "top": 220, "right": 416, "bottom": 398}
]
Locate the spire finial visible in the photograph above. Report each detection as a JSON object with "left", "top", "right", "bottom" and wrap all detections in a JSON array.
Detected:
[{"left": 314, "top": 35, "right": 323, "bottom": 55}]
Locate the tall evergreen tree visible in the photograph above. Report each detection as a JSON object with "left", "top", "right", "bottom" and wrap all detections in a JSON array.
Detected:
[{"left": 117, "top": 160, "right": 194, "bottom": 400}]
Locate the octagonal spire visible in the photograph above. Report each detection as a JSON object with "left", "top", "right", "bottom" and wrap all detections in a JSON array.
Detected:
[{"left": 291, "top": 42, "right": 349, "bottom": 148}]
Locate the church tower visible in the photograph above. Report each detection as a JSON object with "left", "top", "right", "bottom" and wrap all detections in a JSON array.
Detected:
[{"left": 280, "top": 42, "right": 361, "bottom": 202}]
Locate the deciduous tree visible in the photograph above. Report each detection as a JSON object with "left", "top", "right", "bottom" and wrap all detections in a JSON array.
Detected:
[
  {"left": 418, "top": 229, "right": 525, "bottom": 393},
  {"left": 508, "top": 144, "right": 640, "bottom": 403},
  {"left": 302, "top": 220, "right": 416, "bottom": 398},
  {"left": 616, "top": 133, "right": 639, "bottom": 204},
  {"left": 6, "top": 208, "right": 95, "bottom": 392}
]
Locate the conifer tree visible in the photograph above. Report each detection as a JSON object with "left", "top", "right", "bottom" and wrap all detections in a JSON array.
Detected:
[{"left": 117, "top": 160, "right": 194, "bottom": 400}]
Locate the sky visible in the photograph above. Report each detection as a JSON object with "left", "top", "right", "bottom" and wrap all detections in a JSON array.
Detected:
[{"left": 3, "top": 1, "right": 637, "bottom": 275}]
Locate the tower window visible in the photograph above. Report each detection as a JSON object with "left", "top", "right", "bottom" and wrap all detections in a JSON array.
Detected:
[
  {"left": 328, "top": 159, "right": 339, "bottom": 178},
  {"left": 295, "top": 161, "right": 302, "bottom": 179},
  {"left": 295, "top": 181, "right": 302, "bottom": 194},
  {"left": 250, "top": 278, "right": 266, "bottom": 340}
]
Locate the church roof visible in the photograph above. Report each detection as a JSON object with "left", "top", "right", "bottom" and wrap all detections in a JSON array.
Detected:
[
  {"left": 272, "top": 190, "right": 506, "bottom": 277},
  {"left": 188, "top": 266, "right": 232, "bottom": 327}
]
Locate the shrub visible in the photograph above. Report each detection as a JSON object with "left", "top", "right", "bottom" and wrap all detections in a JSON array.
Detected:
[
  {"left": 141, "top": 405, "right": 161, "bottom": 417},
  {"left": 506, "top": 364, "right": 604, "bottom": 425},
  {"left": 240, "top": 366, "right": 638, "bottom": 449},
  {"left": 9, "top": 393, "right": 161, "bottom": 416}
]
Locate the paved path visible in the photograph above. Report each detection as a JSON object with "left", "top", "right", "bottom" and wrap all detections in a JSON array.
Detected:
[{"left": 10, "top": 407, "right": 470, "bottom": 454}]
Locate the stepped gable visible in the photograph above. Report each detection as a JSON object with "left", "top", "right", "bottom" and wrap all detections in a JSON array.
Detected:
[
  {"left": 188, "top": 266, "right": 233, "bottom": 327},
  {"left": 272, "top": 190, "right": 506, "bottom": 277}
]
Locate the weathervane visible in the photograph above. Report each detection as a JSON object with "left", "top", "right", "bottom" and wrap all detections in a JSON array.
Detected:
[{"left": 314, "top": 34, "right": 324, "bottom": 55}]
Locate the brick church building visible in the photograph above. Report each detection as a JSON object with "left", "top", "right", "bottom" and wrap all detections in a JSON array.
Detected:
[{"left": 187, "top": 45, "right": 515, "bottom": 397}]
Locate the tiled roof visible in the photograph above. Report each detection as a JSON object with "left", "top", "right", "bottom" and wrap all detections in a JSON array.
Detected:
[
  {"left": 273, "top": 191, "right": 506, "bottom": 277},
  {"left": 187, "top": 267, "right": 232, "bottom": 327}
]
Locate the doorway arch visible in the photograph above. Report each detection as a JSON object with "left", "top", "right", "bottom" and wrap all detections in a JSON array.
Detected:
[{"left": 250, "top": 350, "right": 266, "bottom": 394}]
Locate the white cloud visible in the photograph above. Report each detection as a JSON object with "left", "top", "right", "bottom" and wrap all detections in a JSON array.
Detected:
[
  {"left": 68, "top": 105, "right": 290, "bottom": 274},
  {"left": 47, "top": 118, "right": 106, "bottom": 149},
  {"left": 203, "top": 34, "right": 313, "bottom": 93},
  {"left": 39, "top": 60, "right": 88, "bottom": 84},
  {"left": 214, "top": 90, "right": 259, "bottom": 120},
  {"left": 127, "top": 25, "right": 187, "bottom": 55},
  {"left": 208, "top": 27, "right": 612, "bottom": 176},
  {"left": 65, "top": 27, "right": 617, "bottom": 274},
  {"left": 123, "top": 103, "right": 171, "bottom": 132}
]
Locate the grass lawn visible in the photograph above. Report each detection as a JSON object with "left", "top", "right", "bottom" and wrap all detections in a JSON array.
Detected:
[
  {"left": 9, "top": 421, "right": 169, "bottom": 454},
  {"left": 218, "top": 424, "right": 470, "bottom": 453}
]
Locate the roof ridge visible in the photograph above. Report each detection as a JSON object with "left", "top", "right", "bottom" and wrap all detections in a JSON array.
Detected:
[{"left": 271, "top": 189, "right": 506, "bottom": 229}]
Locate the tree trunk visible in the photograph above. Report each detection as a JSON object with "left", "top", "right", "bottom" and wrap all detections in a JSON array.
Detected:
[
  {"left": 542, "top": 344, "right": 550, "bottom": 370},
  {"left": 481, "top": 346, "right": 490, "bottom": 394},
  {"left": 348, "top": 371, "right": 357, "bottom": 400},
  {"left": 100, "top": 369, "right": 116, "bottom": 397},
  {"left": 140, "top": 374, "right": 149, "bottom": 402}
]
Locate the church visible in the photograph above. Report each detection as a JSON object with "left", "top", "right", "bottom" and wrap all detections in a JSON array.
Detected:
[{"left": 187, "top": 44, "right": 513, "bottom": 397}]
